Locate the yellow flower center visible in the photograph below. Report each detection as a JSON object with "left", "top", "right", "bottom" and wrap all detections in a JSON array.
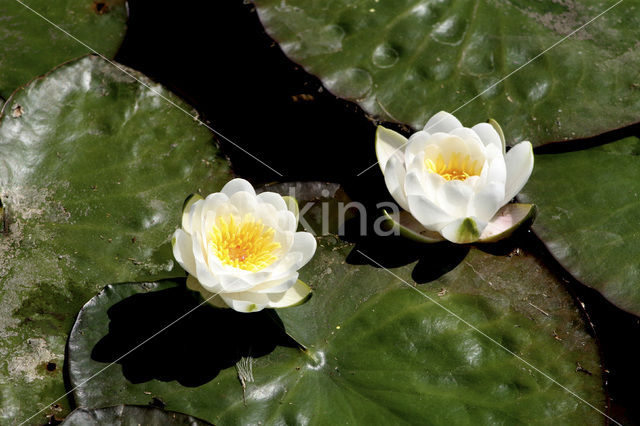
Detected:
[
  {"left": 208, "top": 214, "right": 281, "bottom": 272},
  {"left": 425, "top": 152, "right": 481, "bottom": 181}
]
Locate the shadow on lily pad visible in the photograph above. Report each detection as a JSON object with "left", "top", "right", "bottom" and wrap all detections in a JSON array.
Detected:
[
  {"left": 341, "top": 215, "right": 469, "bottom": 284},
  {"left": 91, "top": 285, "right": 298, "bottom": 387}
]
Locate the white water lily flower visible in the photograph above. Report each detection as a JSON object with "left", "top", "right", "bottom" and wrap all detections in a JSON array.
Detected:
[
  {"left": 172, "top": 178, "right": 316, "bottom": 313},
  {"left": 377, "top": 111, "right": 535, "bottom": 244}
]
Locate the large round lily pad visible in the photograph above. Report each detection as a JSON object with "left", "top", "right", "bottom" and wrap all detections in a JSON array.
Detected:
[
  {"left": 69, "top": 238, "right": 605, "bottom": 423},
  {"left": 0, "top": 0, "right": 128, "bottom": 98},
  {"left": 62, "top": 405, "right": 212, "bottom": 425},
  {"left": 0, "top": 55, "right": 231, "bottom": 424},
  {"left": 252, "top": 0, "right": 640, "bottom": 146},
  {"left": 519, "top": 136, "right": 640, "bottom": 316}
]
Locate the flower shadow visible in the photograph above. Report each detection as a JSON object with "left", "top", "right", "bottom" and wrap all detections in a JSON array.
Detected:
[
  {"left": 341, "top": 215, "right": 469, "bottom": 284},
  {"left": 91, "top": 284, "right": 298, "bottom": 387}
]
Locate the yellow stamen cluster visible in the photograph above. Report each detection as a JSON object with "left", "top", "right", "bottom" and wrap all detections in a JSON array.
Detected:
[
  {"left": 208, "top": 214, "right": 281, "bottom": 272},
  {"left": 425, "top": 153, "right": 481, "bottom": 181}
]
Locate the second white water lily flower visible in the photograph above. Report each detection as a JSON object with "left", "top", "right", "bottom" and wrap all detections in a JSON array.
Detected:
[
  {"left": 172, "top": 178, "right": 317, "bottom": 312},
  {"left": 377, "top": 111, "right": 535, "bottom": 244}
]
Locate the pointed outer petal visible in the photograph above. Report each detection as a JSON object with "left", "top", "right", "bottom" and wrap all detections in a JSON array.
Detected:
[
  {"left": 407, "top": 193, "right": 452, "bottom": 230},
  {"left": 471, "top": 181, "right": 506, "bottom": 222},
  {"left": 229, "top": 191, "right": 259, "bottom": 216},
  {"left": 423, "top": 111, "right": 462, "bottom": 133},
  {"left": 181, "top": 194, "right": 203, "bottom": 232},
  {"left": 290, "top": 231, "right": 317, "bottom": 269},
  {"left": 472, "top": 122, "right": 503, "bottom": 152},
  {"left": 376, "top": 125, "right": 408, "bottom": 172},
  {"left": 488, "top": 119, "right": 506, "bottom": 154},
  {"left": 266, "top": 280, "right": 312, "bottom": 309},
  {"left": 440, "top": 217, "right": 487, "bottom": 244},
  {"left": 382, "top": 209, "right": 445, "bottom": 243},
  {"left": 186, "top": 276, "right": 228, "bottom": 308},
  {"left": 404, "top": 130, "right": 432, "bottom": 166},
  {"left": 503, "top": 141, "right": 534, "bottom": 203},
  {"left": 221, "top": 292, "right": 270, "bottom": 313},
  {"left": 436, "top": 180, "right": 474, "bottom": 218},
  {"left": 172, "top": 229, "right": 197, "bottom": 276},
  {"left": 221, "top": 178, "right": 256, "bottom": 197},
  {"left": 251, "top": 273, "right": 298, "bottom": 294},
  {"left": 478, "top": 204, "right": 537, "bottom": 243},
  {"left": 383, "top": 155, "right": 410, "bottom": 211},
  {"left": 257, "top": 191, "right": 288, "bottom": 212},
  {"left": 281, "top": 196, "right": 299, "bottom": 225}
]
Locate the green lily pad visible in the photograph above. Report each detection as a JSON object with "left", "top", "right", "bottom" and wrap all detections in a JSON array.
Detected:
[
  {"left": 69, "top": 239, "right": 604, "bottom": 423},
  {"left": 0, "top": 55, "right": 231, "bottom": 424},
  {"left": 61, "top": 405, "right": 212, "bottom": 425},
  {"left": 0, "top": 0, "right": 128, "bottom": 98},
  {"left": 519, "top": 136, "right": 640, "bottom": 316},
  {"left": 252, "top": 0, "right": 640, "bottom": 146}
]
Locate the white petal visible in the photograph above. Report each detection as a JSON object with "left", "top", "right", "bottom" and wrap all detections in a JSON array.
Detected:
[
  {"left": 229, "top": 191, "right": 259, "bottom": 215},
  {"left": 181, "top": 194, "right": 203, "bottom": 232},
  {"left": 503, "top": 142, "right": 534, "bottom": 203},
  {"left": 221, "top": 178, "right": 256, "bottom": 197},
  {"left": 265, "top": 251, "right": 303, "bottom": 276},
  {"left": 485, "top": 156, "right": 507, "bottom": 185},
  {"left": 450, "top": 127, "right": 483, "bottom": 146},
  {"left": 276, "top": 210, "right": 298, "bottom": 233},
  {"left": 257, "top": 191, "right": 288, "bottom": 212},
  {"left": 423, "top": 111, "right": 462, "bottom": 133},
  {"left": 266, "top": 280, "right": 312, "bottom": 308},
  {"left": 290, "top": 232, "right": 317, "bottom": 269},
  {"left": 172, "top": 229, "right": 197, "bottom": 276},
  {"left": 218, "top": 274, "right": 260, "bottom": 292},
  {"left": 404, "top": 169, "right": 442, "bottom": 200},
  {"left": 433, "top": 134, "right": 473, "bottom": 159},
  {"left": 251, "top": 273, "right": 298, "bottom": 294},
  {"left": 407, "top": 193, "right": 452, "bottom": 230},
  {"left": 186, "top": 276, "right": 228, "bottom": 308},
  {"left": 472, "top": 181, "right": 506, "bottom": 222},
  {"left": 272, "top": 228, "right": 295, "bottom": 256},
  {"left": 281, "top": 196, "right": 299, "bottom": 225},
  {"left": 440, "top": 217, "right": 486, "bottom": 244},
  {"left": 436, "top": 180, "right": 474, "bottom": 217},
  {"left": 404, "top": 130, "right": 432, "bottom": 166},
  {"left": 193, "top": 256, "right": 223, "bottom": 293},
  {"left": 471, "top": 123, "right": 503, "bottom": 151},
  {"left": 376, "top": 126, "right": 408, "bottom": 172},
  {"left": 193, "top": 193, "right": 228, "bottom": 234},
  {"left": 383, "top": 155, "right": 410, "bottom": 211},
  {"left": 221, "top": 293, "right": 270, "bottom": 313}
]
